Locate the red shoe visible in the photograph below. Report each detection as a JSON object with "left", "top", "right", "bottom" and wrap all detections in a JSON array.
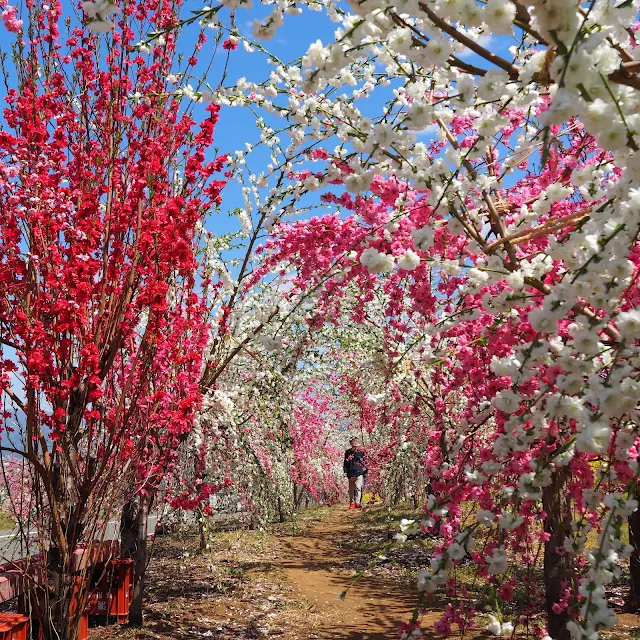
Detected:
[
  {"left": 355, "top": 503, "right": 362, "bottom": 509},
  {"left": 349, "top": 503, "right": 355, "bottom": 510}
]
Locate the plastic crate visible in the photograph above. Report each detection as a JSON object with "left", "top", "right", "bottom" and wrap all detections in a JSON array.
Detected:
[
  {"left": 0, "top": 614, "right": 28, "bottom": 640},
  {"left": 88, "top": 559, "right": 133, "bottom": 624},
  {"left": 70, "top": 577, "right": 89, "bottom": 640}
]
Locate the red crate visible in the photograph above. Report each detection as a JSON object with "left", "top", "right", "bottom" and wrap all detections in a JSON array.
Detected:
[
  {"left": 70, "top": 577, "right": 89, "bottom": 640},
  {"left": 0, "top": 614, "right": 28, "bottom": 640},
  {"left": 88, "top": 559, "right": 133, "bottom": 624}
]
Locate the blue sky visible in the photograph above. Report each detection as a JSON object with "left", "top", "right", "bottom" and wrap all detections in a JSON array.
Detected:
[
  {"left": 180, "top": 5, "right": 346, "bottom": 242},
  {"left": 188, "top": 10, "right": 511, "bottom": 247}
]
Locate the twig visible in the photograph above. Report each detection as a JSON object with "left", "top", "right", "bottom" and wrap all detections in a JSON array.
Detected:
[
  {"left": 0, "top": 337, "right": 19, "bottom": 350},
  {"left": 436, "top": 118, "right": 519, "bottom": 266},
  {"left": 4, "top": 388, "right": 25, "bottom": 411}
]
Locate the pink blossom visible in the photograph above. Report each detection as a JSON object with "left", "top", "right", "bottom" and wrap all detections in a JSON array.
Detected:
[{"left": 2, "top": 5, "right": 21, "bottom": 32}]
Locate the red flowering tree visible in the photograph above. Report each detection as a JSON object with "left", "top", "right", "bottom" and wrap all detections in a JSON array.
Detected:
[{"left": 0, "top": 1, "right": 225, "bottom": 637}]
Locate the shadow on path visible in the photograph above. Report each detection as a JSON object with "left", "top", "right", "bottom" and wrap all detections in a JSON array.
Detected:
[{"left": 277, "top": 507, "right": 431, "bottom": 639}]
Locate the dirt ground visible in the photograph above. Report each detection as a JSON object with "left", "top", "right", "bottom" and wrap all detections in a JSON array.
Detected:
[
  {"left": 90, "top": 505, "right": 640, "bottom": 640},
  {"left": 90, "top": 505, "right": 420, "bottom": 639},
  {"left": 276, "top": 507, "right": 420, "bottom": 639}
]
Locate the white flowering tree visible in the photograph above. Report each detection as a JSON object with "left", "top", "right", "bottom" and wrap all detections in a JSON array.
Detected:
[
  {"left": 172, "top": 280, "right": 354, "bottom": 533},
  {"left": 187, "top": 0, "right": 640, "bottom": 635}
]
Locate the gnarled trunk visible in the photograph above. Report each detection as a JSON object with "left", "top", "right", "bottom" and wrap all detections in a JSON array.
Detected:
[
  {"left": 120, "top": 495, "right": 151, "bottom": 626},
  {"left": 543, "top": 470, "right": 574, "bottom": 640}
]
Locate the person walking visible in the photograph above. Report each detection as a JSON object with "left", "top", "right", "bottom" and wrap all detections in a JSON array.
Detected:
[{"left": 343, "top": 437, "right": 367, "bottom": 509}]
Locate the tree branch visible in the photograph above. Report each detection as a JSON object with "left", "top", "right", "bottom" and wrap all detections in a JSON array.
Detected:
[
  {"left": 418, "top": 3, "right": 520, "bottom": 79},
  {"left": 3, "top": 388, "right": 25, "bottom": 412},
  {"left": 0, "top": 337, "right": 19, "bottom": 351}
]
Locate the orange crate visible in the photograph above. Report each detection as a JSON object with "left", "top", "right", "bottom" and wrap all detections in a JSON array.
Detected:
[
  {"left": 88, "top": 559, "right": 133, "bottom": 624},
  {"left": 0, "top": 613, "right": 28, "bottom": 640},
  {"left": 70, "top": 577, "right": 89, "bottom": 640}
]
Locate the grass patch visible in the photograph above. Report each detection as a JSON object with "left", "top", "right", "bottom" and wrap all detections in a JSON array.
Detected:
[
  {"left": 0, "top": 513, "right": 15, "bottom": 530},
  {"left": 279, "top": 505, "right": 331, "bottom": 536},
  {"left": 586, "top": 521, "right": 630, "bottom": 550},
  {"left": 361, "top": 503, "right": 422, "bottom": 526}
]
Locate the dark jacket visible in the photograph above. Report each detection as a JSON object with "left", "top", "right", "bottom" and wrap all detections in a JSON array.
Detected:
[{"left": 343, "top": 447, "right": 367, "bottom": 478}]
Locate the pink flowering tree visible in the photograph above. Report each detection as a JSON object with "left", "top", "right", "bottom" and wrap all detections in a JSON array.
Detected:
[
  {"left": 182, "top": 0, "right": 640, "bottom": 632},
  {"left": 172, "top": 289, "right": 353, "bottom": 533},
  {"left": 243, "top": 112, "right": 639, "bottom": 640},
  {"left": 0, "top": 0, "right": 635, "bottom": 638},
  {"left": 151, "top": 0, "right": 639, "bottom": 631},
  {"left": 0, "top": 456, "right": 36, "bottom": 529}
]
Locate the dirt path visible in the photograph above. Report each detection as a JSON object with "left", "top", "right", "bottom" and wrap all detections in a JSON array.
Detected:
[
  {"left": 91, "top": 505, "right": 424, "bottom": 640},
  {"left": 279, "top": 507, "right": 418, "bottom": 639},
  {"left": 88, "top": 505, "right": 640, "bottom": 640},
  {"left": 276, "top": 507, "right": 640, "bottom": 640}
]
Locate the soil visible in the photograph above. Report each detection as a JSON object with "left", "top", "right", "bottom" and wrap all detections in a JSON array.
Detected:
[
  {"left": 90, "top": 505, "right": 424, "bottom": 640},
  {"left": 89, "top": 505, "right": 640, "bottom": 640},
  {"left": 277, "top": 507, "right": 419, "bottom": 639}
]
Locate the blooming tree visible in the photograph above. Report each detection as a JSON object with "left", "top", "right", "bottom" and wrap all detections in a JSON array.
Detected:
[
  {"left": 2, "top": 0, "right": 638, "bottom": 638},
  {"left": 0, "top": 0, "right": 226, "bottom": 636},
  {"left": 171, "top": 276, "right": 352, "bottom": 533},
  {"left": 249, "top": 143, "right": 638, "bottom": 639},
  {"left": 189, "top": 0, "right": 640, "bottom": 636}
]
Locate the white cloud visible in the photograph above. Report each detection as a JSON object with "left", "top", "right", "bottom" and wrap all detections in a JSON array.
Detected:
[
  {"left": 458, "top": 35, "right": 495, "bottom": 60},
  {"left": 411, "top": 123, "right": 438, "bottom": 138}
]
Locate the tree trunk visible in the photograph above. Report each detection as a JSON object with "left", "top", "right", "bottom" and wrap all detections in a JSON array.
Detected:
[
  {"left": 120, "top": 500, "right": 137, "bottom": 562},
  {"left": 393, "top": 482, "right": 402, "bottom": 507},
  {"left": 199, "top": 516, "right": 207, "bottom": 551},
  {"left": 292, "top": 483, "right": 299, "bottom": 511},
  {"left": 293, "top": 484, "right": 305, "bottom": 512},
  {"left": 277, "top": 495, "right": 286, "bottom": 523},
  {"left": 626, "top": 482, "right": 640, "bottom": 611},
  {"left": 543, "top": 470, "right": 574, "bottom": 640},
  {"left": 120, "top": 494, "right": 150, "bottom": 627},
  {"left": 130, "top": 495, "right": 149, "bottom": 626},
  {"left": 26, "top": 568, "right": 81, "bottom": 640},
  {"left": 38, "top": 467, "right": 84, "bottom": 640}
]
